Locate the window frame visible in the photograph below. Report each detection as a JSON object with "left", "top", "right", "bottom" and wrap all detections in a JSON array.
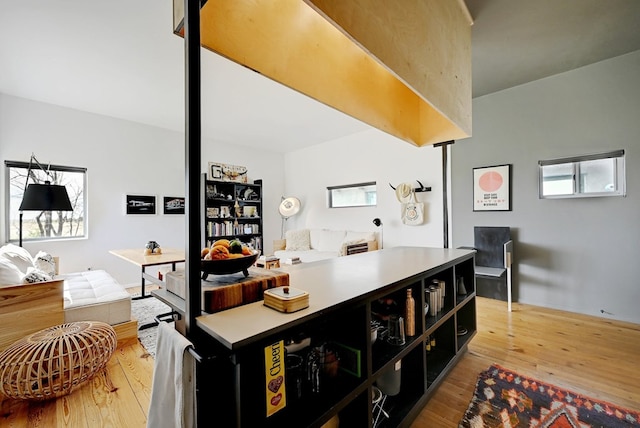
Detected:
[
  {"left": 327, "top": 181, "right": 377, "bottom": 208},
  {"left": 538, "top": 150, "right": 625, "bottom": 199},
  {"left": 5, "top": 160, "right": 88, "bottom": 243}
]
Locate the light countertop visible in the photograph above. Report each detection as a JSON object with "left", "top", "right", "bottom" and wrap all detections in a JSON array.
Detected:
[{"left": 196, "top": 246, "right": 474, "bottom": 350}]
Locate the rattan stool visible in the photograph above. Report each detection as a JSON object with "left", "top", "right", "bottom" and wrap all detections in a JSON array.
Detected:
[{"left": 0, "top": 321, "right": 117, "bottom": 400}]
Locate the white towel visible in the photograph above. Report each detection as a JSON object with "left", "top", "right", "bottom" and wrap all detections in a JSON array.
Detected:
[{"left": 147, "top": 322, "right": 196, "bottom": 428}]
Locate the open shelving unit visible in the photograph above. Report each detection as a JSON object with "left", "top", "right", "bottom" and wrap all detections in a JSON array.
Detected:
[
  {"left": 196, "top": 248, "right": 476, "bottom": 427},
  {"left": 201, "top": 173, "right": 263, "bottom": 252}
]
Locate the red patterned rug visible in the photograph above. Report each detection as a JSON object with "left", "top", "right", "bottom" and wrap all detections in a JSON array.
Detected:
[{"left": 459, "top": 364, "right": 640, "bottom": 427}]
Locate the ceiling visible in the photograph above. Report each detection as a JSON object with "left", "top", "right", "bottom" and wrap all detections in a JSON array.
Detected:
[
  {"left": 1, "top": 0, "right": 639, "bottom": 153},
  {"left": 467, "top": 0, "right": 640, "bottom": 97}
]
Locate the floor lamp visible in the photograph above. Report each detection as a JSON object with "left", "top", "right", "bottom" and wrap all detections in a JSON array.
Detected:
[{"left": 18, "top": 155, "right": 73, "bottom": 246}]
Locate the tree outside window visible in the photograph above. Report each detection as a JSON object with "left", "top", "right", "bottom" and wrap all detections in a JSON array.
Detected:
[{"left": 5, "top": 161, "right": 86, "bottom": 242}]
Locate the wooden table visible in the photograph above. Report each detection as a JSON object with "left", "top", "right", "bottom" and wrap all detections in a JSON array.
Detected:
[{"left": 109, "top": 248, "right": 185, "bottom": 299}]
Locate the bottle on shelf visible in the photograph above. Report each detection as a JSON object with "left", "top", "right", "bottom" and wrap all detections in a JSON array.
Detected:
[{"left": 405, "top": 288, "right": 415, "bottom": 336}]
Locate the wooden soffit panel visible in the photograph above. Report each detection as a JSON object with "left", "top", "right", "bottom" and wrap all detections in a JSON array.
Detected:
[
  {"left": 178, "top": 0, "right": 472, "bottom": 147},
  {"left": 306, "top": 0, "right": 473, "bottom": 145}
]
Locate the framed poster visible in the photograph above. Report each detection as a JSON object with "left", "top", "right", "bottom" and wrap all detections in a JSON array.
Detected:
[
  {"left": 126, "top": 195, "right": 156, "bottom": 215},
  {"left": 473, "top": 164, "right": 511, "bottom": 211},
  {"left": 163, "top": 196, "right": 185, "bottom": 214},
  {"left": 208, "top": 162, "right": 248, "bottom": 183}
]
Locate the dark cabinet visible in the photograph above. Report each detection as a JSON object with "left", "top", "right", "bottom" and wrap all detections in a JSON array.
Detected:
[
  {"left": 196, "top": 248, "right": 476, "bottom": 427},
  {"left": 202, "top": 174, "right": 263, "bottom": 252}
]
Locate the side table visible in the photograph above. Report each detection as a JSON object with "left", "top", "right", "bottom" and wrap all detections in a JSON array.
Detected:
[{"left": 109, "top": 248, "right": 185, "bottom": 299}]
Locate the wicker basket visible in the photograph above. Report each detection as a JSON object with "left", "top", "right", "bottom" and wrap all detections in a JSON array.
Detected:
[{"left": 0, "top": 321, "right": 117, "bottom": 400}]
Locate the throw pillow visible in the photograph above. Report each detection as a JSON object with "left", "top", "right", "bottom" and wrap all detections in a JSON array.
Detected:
[
  {"left": 317, "top": 230, "right": 347, "bottom": 252},
  {"left": 34, "top": 251, "right": 56, "bottom": 277},
  {"left": 0, "top": 258, "right": 24, "bottom": 286},
  {"left": 22, "top": 266, "right": 53, "bottom": 284},
  {"left": 285, "top": 229, "right": 311, "bottom": 251},
  {"left": 0, "top": 243, "right": 34, "bottom": 274},
  {"left": 344, "top": 231, "right": 376, "bottom": 243}
]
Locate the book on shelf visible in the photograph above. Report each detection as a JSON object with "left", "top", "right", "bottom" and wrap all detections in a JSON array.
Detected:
[{"left": 258, "top": 255, "right": 279, "bottom": 262}]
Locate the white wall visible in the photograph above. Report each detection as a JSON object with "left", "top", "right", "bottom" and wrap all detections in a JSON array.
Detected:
[
  {"left": 451, "top": 50, "right": 640, "bottom": 324},
  {"left": 0, "top": 94, "right": 285, "bottom": 286},
  {"left": 284, "top": 128, "right": 445, "bottom": 248}
]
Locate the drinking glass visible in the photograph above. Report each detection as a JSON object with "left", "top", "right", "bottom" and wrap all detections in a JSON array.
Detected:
[{"left": 387, "top": 315, "right": 405, "bottom": 346}]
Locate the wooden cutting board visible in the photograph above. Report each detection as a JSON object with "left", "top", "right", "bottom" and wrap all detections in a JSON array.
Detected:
[{"left": 202, "top": 267, "right": 289, "bottom": 313}]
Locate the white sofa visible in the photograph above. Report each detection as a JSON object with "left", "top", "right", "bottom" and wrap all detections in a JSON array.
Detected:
[
  {"left": 0, "top": 244, "right": 133, "bottom": 350},
  {"left": 274, "top": 228, "right": 378, "bottom": 263}
]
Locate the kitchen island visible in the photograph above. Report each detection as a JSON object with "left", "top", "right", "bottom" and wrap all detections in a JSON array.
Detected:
[{"left": 195, "top": 246, "right": 476, "bottom": 427}]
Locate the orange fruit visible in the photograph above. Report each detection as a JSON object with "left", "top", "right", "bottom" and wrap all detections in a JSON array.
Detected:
[{"left": 210, "top": 245, "right": 230, "bottom": 259}]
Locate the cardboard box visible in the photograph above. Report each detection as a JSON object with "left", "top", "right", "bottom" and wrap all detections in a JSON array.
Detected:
[{"left": 166, "top": 270, "right": 186, "bottom": 299}]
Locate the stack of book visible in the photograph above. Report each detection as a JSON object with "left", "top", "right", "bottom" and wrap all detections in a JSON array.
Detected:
[
  {"left": 258, "top": 255, "right": 279, "bottom": 262},
  {"left": 283, "top": 257, "right": 301, "bottom": 265}
]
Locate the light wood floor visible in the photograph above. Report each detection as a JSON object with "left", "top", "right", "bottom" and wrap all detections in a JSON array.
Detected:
[
  {"left": 2, "top": 297, "right": 639, "bottom": 427},
  {"left": 412, "top": 297, "right": 640, "bottom": 426}
]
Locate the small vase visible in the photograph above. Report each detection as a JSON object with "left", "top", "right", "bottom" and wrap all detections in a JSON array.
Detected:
[{"left": 457, "top": 276, "right": 467, "bottom": 295}]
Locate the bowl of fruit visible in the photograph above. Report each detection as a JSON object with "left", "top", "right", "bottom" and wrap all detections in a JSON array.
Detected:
[{"left": 200, "top": 239, "right": 260, "bottom": 279}]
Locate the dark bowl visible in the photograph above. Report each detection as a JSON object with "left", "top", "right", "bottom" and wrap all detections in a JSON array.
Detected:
[{"left": 200, "top": 250, "right": 260, "bottom": 279}]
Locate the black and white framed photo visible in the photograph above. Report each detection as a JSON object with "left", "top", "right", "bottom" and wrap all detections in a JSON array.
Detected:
[
  {"left": 163, "top": 196, "right": 185, "bottom": 215},
  {"left": 126, "top": 195, "right": 156, "bottom": 215},
  {"left": 473, "top": 164, "right": 512, "bottom": 211}
]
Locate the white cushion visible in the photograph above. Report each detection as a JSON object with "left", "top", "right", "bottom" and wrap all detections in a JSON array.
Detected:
[
  {"left": 0, "top": 244, "right": 34, "bottom": 274},
  {"left": 58, "top": 270, "right": 131, "bottom": 325},
  {"left": 344, "top": 231, "right": 376, "bottom": 243},
  {"left": 309, "top": 229, "right": 323, "bottom": 250},
  {"left": 0, "top": 258, "right": 24, "bottom": 286},
  {"left": 316, "top": 230, "right": 346, "bottom": 252},
  {"left": 285, "top": 229, "right": 311, "bottom": 251}
]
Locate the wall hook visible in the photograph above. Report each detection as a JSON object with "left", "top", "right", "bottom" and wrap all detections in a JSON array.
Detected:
[{"left": 389, "top": 181, "right": 432, "bottom": 193}]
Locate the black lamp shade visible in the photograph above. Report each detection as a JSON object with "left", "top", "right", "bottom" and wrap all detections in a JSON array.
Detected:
[{"left": 19, "top": 183, "right": 73, "bottom": 211}]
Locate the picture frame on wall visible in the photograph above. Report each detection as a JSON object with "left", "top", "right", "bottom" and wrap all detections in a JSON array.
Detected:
[
  {"left": 473, "top": 164, "right": 512, "bottom": 211},
  {"left": 163, "top": 196, "right": 185, "bottom": 215},
  {"left": 207, "top": 162, "right": 248, "bottom": 183},
  {"left": 126, "top": 195, "right": 156, "bottom": 215}
]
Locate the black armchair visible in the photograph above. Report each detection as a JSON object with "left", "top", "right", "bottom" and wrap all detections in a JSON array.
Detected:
[{"left": 473, "top": 226, "right": 514, "bottom": 311}]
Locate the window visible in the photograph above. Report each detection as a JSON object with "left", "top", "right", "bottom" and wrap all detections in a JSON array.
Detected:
[
  {"left": 539, "top": 150, "right": 625, "bottom": 199},
  {"left": 328, "top": 182, "right": 377, "bottom": 208},
  {"left": 5, "top": 160, "right": 87, "bottom": 242}
]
